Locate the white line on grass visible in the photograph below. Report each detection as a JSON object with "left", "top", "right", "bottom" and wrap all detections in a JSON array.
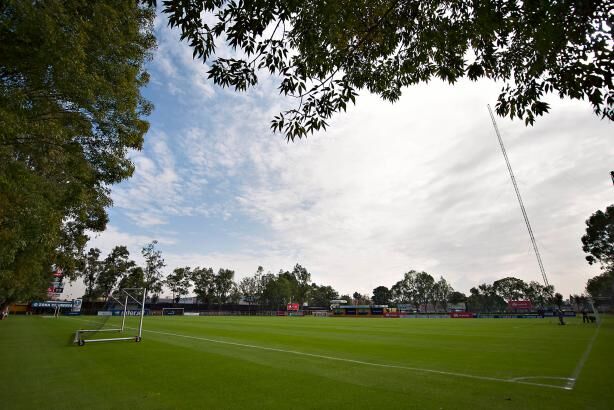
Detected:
[
  {"left": 510, "top": 376, "right": 573, "bottom": 383},
  {"left": 566, "top": 324, "right": 601, "bottom": 390},
  {"left": 146, "top": 328, "right": 574, "bottom": 390},
  {"left": 64, "top": 317, "right": 569, "bottom": 390}
]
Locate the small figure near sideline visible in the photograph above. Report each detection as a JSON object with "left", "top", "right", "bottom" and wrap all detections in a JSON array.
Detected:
[
  {"left": 0, "top": 308, "right": 8, "bottom": 320},
  {"left": 582, "top": 308, "right": 589, "bottom": 323},
  {"left": 557, "top": 308, "right": 565, "bottom": 326}
]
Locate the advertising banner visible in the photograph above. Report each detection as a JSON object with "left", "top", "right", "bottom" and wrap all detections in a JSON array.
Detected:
[
  {"left": 384, "top": 312, "right": 400, "bottom": 318},
  {"left": 115, "top": 309, "right": 149, "bottom": 316},
  {"left": 450, "top": 312, "right": 474, "bottom": 318},
  {"left": 71, "top": 299, "right": 82, "bottom": 313},
  {"left": 48, "top": 268, "right": 64, "bottom": 299},
  {"left": 32, "top": 301, "right": 73, "bottom": 308},
  {"left": 508, "top": 300, "right": 532, "bottom": 310}
]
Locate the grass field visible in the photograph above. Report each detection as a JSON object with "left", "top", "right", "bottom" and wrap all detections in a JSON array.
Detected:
[{"left": 1, "top": 315, "right": 612, "bottom": 409}]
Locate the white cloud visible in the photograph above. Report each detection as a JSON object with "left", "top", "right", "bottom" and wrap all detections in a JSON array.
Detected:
[
  {"left": 152, "top": 15, "right": 215, "bottom": 100},
  {"left": 111, "top": 131, "right": 184, "bottom": 226},
  {"left": 106, "top": 18, "right": 613, "bottom": 299},
  {"left": 215, "top": 79, "right": 613, "bottom": 296},
  {"left": 87, "top": 226, "right": 176, "bottom": 256}
]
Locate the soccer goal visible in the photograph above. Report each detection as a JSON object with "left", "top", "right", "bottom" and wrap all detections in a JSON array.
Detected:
[
  {"left": 74, "top": 288, "right": 147, "bottom": 346},
  {"left": 162, "top": 307, "right": 184, "bottom": 316},
  {"left": 312, "top": 311, "right": 329, "bottom": 317},
  {"left": 588, "top": 297, "right": 606, "bottom": 325}
]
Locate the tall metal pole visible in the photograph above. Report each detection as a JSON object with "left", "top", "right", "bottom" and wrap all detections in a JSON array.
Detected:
[
  {"left": 487, "top": 105, "right": 550, "bottom": 287},
  {"left": 121, "top": 295, "right": 128, "bottom": 331},
  {"left": 138, "top": 288, "right": 147, "bottom": 340}
]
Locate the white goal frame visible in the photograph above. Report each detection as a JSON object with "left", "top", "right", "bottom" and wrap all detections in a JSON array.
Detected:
[
  {"left": 312, "top": 311, "right": 329, "bottom": 317},
  {"left": 162, "top": 307, "right": 184, "bottom": 316},
  {"left": 74, "top": 288, "right": 147, "bottom": 346},
  {"left": 588, "top": 297, "right": 605, "bottom": 325}
]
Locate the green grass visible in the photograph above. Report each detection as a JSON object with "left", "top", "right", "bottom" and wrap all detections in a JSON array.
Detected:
[{"left": 1, "top": 315, "right": 612, "bottom": 409}]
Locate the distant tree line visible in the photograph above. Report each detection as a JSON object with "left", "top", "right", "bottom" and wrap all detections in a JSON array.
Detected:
[
  {"left": 81, "top": 201, "right": 614, "bottom": 312},
  {"left": 5, "top": 203, "right": 613, "bottom": 313},
  {"left": 81, "top": 242, "right": 564, "bottom": 313},
  {"left": 367, "top": 272, "right": 559, "bottom": 313},
  {"left": 80, "top": 244, "right": 339, "bottom": 310}
]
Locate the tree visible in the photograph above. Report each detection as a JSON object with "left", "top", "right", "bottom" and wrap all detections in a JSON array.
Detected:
[
  {"left": 570, "top": 294, "right": 589, "bottom": 312},
  {"left": 161, "top": 0, "right": 613, "bottom": 140},
  {"left": 292, "top": 263, "right": 311, "bottom": 305},
  {"left": 81, "top": 248, "right": 102, "bottom": 301},
  {"left": 432, "top": 277, "right": 453, "bottom": 312},
  {"left": 278, "top": 269, "right": 300, "bottom": 302},
  {"left": 229, "top": 284, "right": 242, "bottom": 305},
  {"left": 586, "top": 269, "right": 614, "bottom": 305},
  {"left": 352, "top": 292, "right": 370, "bottom": 305},
  {"left": 142, "top": 241, "right": 166, "bottom": 300},
  {"left": 447, "top": 291, "right": 467, "bottom": 305},
  {"left": 582, "top": 204, "right": 614, "bottom": 270},
  {"left": 252, "top": 266, "right": 266, "bottom": 308},
  {"left": 309, "top": 284, "right": 338, "bottom": 307},
  {"left": 371, "top": 286, "right": 392, "bottom": 305},
  {"left": 165, "top": 267, "right": 192, "bottom": 305},
  {"left": 414, "top": 271, "right": 435, "bottom": 311},
  {"left": 118, "top": 266, "right": 146, "bottom": 291},
  {"left": 258, "top": 272, "right": 277, "bottom": 307},
  {"left": 467, "top": 284, "right": 506, "bottom": 313},
  {"left": 262, "top": 274, "right": 293, "bottom": 308},
  {"left": 390, "top": 281, "right": 407, "bottom": 304},
  {"left": 95, "top": 246, "right": 135, "bottom": 300},
  {"left": 191, "top": 267, "right": 216, "bottom": 307},
  {"left": 492, "top": 277, "right": 528, "bottom": 302},
  {"left": 214, "top": 268, "right": 235, "bottom": 307},
  {"left": 524, "top": 281, "right": 554, "bottom": 307},
  {"left": 552, "top": 292, "right": 564, "bottom": 309},
  {"left": 391, "top": 270, "right": 420, "bottom": 306},
  {"left": 338, "top": 294, "right": 353, "bottom": 305},
  {"left": 238, "top": 276, "right": 258, "bottom": 312},
  {"left": 0, "top": 1, "right": 156, "bottom": 308}
]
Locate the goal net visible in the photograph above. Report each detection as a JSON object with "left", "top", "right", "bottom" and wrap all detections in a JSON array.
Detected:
[
  {"left": 74, "top": 287, "right": 147, "bottom": 346},
  {"left": 162, "top": 308, "right": 184, "bottom": 316}
]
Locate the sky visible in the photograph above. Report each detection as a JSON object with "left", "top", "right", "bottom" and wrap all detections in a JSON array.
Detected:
[{"left": 64, "top": 16, "right": 613, "bottom": 300}]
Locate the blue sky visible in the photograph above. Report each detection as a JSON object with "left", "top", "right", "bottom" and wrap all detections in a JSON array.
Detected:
[{"left": 65, "top": 16, "right": 613, "bottom": 299}]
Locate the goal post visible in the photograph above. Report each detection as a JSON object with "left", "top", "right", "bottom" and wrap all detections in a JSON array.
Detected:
[
  {"left": 588, "top": 297, "right": 605, "bottom": 326},
  {"left": 74, "top": 288, "right": 147, "bottom": 346},
  {"left": 162, "top": 307, "right": 184, "bottom": 316}
]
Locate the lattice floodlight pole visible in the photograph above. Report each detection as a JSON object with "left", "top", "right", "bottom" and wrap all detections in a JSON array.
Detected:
[
  {"left": 74, "top": 288, "right": 147, "bottom": 346},
  {"left": 487, "top": 106, "right": 550, "bottom": 287}
]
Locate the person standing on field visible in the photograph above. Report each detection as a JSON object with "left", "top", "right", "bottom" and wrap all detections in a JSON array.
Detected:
[
  {"left": 557, "top": 309, "right": 565, "bottom": 325},
  {"left": 581, "top": 308, "right": 589, "bottom": 323}
]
